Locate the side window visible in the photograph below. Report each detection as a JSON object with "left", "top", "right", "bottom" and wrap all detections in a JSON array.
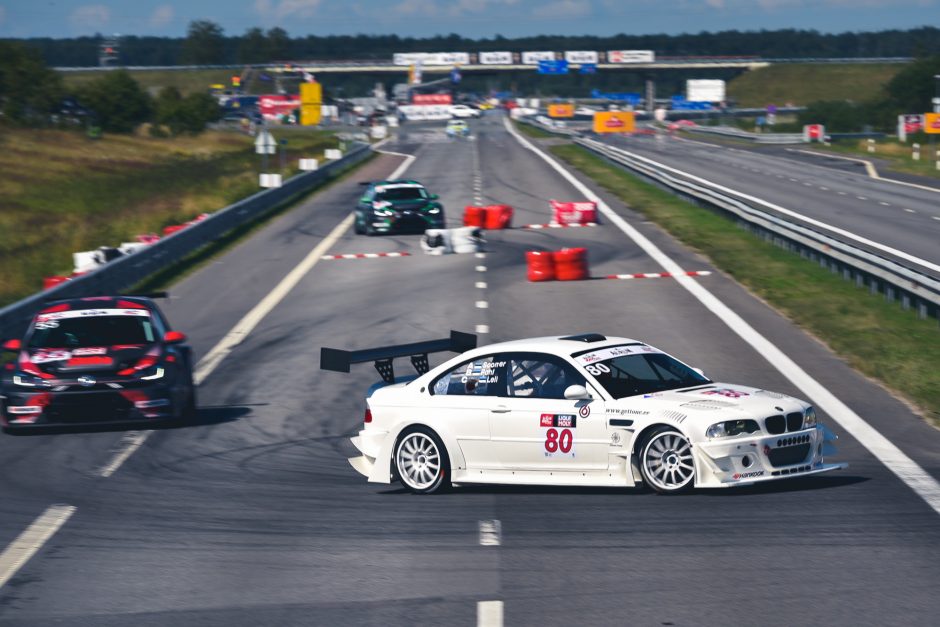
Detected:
[
  {"left": 431, "top": 355, "right": 508, "bottom": 396},
  {"left": 507, "top": 353, "right": 587, "bottom": 400}
]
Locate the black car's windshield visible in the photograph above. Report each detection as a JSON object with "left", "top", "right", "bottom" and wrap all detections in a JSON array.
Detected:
[
  {"left": 29, "top": 314, "right": 157, "bottom": 348},
  {"left": 575, "top": 345, "right": 709, "bottom": 399},
  {"left": 375, "top": 186, "right": 428, "bottom": 201}
]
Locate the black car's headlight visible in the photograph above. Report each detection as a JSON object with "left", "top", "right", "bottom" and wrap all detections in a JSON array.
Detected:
[
  {"left": 426, "top": 206, "right": 441, "bottom": 214},
  {"left": 706, "top": 419, "right": 760, "bottom": 439},
  {"left": 138, "top": 366, "right": 165, "bottom": 381},
  {"left": 12, "top": 373, "right": 47, "bottom": 388}
]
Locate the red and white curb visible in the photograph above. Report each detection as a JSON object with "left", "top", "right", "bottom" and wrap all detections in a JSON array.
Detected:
[
  {"left": 605, "top": 270, "right": 711, "bottom": 280},
  {"left": 320, "top": 252, "right": 411, "bottom": 260},
  {"left": 519, "top": 222, "right": 598, "bottom": 230}
]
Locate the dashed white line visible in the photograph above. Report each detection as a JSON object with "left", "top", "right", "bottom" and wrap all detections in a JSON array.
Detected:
[
  {"left": 932, "top": 216, "right": 940, "bottom": 221},
  {"left": 475, "top": 324, "right": 490, "bottom": 334},
  {"left": 478, "top": 600, "right": 504, "bottom": 627},
  {"left": 476, "top": 265, "right": 487, "bottom": 272},
  {"left": 0, "top": 505, "right": 75, "bottom": 589},
  {"left": 819, "top": 186, "right": 830, "bottom": 191},
  {"left": 475, "top": 281, "right": 488, "bottom": 289},
  {"left": 98, "top": 431, "right": 150, "bottom": 477},
  {"left": 475, "top": 252, "right": 487, "bottom": 259},
  {"left": 475, "top": 301, "right": 489, "bottom": 309},
  {"left": 879, "top": 202, "right": 891, "bottom": 207},
  {"left": 856, "top": 196, "right": 868, "bottom": 200},
  {"left": 479, "top": 520, "right": 502, "bottom": 546},
  {"left": 507, "top": 116, "right": 940, "bottom": 517},
  {"left": 905, "top": 208, "right": 916, "bottom": 213},
  {"left": 837, "top": 191, "right": 848, "bottom": 195}
]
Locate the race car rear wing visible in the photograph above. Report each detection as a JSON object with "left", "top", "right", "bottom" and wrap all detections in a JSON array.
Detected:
[{"left": 321, "top": 330, "right": 477, "bottom": 383}]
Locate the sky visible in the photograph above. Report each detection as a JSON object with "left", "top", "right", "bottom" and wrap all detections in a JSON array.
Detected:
[{"left": 0, "top": 0, "right": 936, "bottom": 39}]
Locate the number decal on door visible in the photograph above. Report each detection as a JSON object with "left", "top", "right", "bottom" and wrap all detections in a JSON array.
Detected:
[{"left": 544, "top": 428, "right": 574, "bottom": 456}]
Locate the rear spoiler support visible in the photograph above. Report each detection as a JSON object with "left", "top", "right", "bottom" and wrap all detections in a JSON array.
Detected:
[{"left": 321, "top": 330, "right": 477, "bottom": 383}]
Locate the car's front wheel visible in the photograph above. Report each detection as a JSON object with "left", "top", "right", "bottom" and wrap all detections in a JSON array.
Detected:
[
  {"left": 395, "top": 427, "right": 450, "bottom": 494},
  {"left": 640, "top": 427, "right": 696, "bottom": 494}
]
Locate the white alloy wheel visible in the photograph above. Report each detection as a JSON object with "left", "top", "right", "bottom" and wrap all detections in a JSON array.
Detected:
[
  {"left": 395, "top": 429, "right": 448, "bottom": 494},
  {"left": 641, "top": 428, "right": 695, "bottom": 494}
]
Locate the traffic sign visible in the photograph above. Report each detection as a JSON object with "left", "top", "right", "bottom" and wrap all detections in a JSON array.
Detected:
[{"left": 255, "top": 130, "right": 276, "bottom": 155}]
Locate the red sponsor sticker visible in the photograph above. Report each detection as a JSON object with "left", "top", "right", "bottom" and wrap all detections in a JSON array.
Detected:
[{"left": 540, "top": 414, "right": 554, "bottom": 427}]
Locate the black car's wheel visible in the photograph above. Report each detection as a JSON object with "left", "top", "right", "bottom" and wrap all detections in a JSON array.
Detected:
[
  {"left": 394, "top": 427, "right": 450, "bottom": 494},
  {"left": 353, "top": 214, "right": 365, "bottom": 235},
  {"left": 639, "top": 426, "right": 696, "bottom": 494}
]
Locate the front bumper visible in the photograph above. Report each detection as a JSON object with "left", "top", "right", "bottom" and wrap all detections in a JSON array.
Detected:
[
  {"left": 695, "top": 425, "right": 846, "bottom": 488},
  {"left": 1, "top": 381, "right": 178, "bottom": 428},
  {"left": 371, "top": 212, "right": 444, "bottom": 234}
]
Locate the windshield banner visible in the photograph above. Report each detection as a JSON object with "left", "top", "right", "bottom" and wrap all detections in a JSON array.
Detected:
[
  {"left": 37, "top": 309, "right": 151, "bottom": 322},
  {"left": 576, "top": 345, "right": 662, "bottom": 364}
]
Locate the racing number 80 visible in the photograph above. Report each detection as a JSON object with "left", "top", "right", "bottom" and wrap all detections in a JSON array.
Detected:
[
  {"left": 585, "top": 363, "right": 610, "bottom": 376},
  {"left": 544, "top": 428, "right": 573, "bottom": 453}
]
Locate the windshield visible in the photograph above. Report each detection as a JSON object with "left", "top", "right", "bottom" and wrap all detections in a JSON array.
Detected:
[
  {"left": 375, "top": 186, "right": 428, "bottom": 201},
  {"left": 29, "top": 313, "right": 157, "bottom": 348},
  {"left": 575, "top": 345, "right": 709, "bottom": 399}
]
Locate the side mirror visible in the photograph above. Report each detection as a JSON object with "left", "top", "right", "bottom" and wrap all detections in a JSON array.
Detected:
[
  {"left": 2, "top": 339, "right": 22, "bottom": 353},
  {"left": 360, "top": 197, "right": 371, "bottom": 203},
  {"left": 564, "top": 384, "right": 592, "bottom": 400},
  {"left": 429, "top": 194, "right": 439, "bottom": 200},
  {"left": 163, "top": 331, "right": 187, "bottom": 344},
  {"left": 692, "top": 367, "right": 706, "bottom": 378}
]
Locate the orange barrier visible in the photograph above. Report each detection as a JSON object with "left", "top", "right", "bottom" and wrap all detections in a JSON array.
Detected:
[
  {"left": 551, "top": 200, "right": 598, "bottom": 225},
  {"left": 553, "top": 248, "right": 589, "bottom": 281},
  {"left": 483, "top": 204, "right": 514, "bottom": 230},
  {"left": 526, "top": 251, "right": 556, "bottom": 282},
  {"left": 463, "top": 205, "right": 486, "bottom": 227}
]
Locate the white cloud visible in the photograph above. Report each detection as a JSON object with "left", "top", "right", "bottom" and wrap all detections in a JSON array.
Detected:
[
  {"left": 532, "top": 0, "right": 591, "bottom": 19},
  {"left": 255, "top": 0, "right": 323, "bottom": 19},
  {"left": 391, "top": 0, "right": 441, "bottom": 16},
  {"left": 0, "top": 6, "right": 7, "bottom": 26},
  {"left": 149, "top": 5, "right": 174, "bottom": 28},
  {"left": 69, "top": 4, "right": 111, "bottom": 32}
]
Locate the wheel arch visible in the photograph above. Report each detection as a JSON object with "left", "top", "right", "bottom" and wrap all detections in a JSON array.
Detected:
[{"left": 366, "top": 420, "right": 465, "bottom": 484}]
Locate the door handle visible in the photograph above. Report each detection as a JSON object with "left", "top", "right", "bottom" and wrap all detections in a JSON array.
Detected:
[{"left": 490, "top": 407, "right": 511, "bottom": 413}]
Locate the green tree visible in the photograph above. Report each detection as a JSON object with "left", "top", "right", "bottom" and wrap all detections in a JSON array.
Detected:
[
  {"left": 153, "top": 85, "right": 219, "bottom": 135},
  {"left": 181, "top": 19, "right": 225, "bottom": 64},
  {"left": 0, "top": 41, "right": 64, "bottom": 125},
  {"left": 77, "top": 70, "right": 151, "bottom": 133},
  {"left": 238, "top": 27, "right": 267, "bottom": 63},
  {"left": 883, "top": 55, "right": 940, "bottom": 113},
  {"left": 267, "top": 27, "right": 291, "bottom": 60}
]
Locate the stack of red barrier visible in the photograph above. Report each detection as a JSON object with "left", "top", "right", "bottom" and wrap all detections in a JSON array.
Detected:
[
  {"left": 463, "top": 205, "right": 486, "bottom": 227},
  {"left": 483, "top": 205, "right": 513, "bottom": 230},
  {"left": 550, "top": 200, "right": 597, "bottom": 225},
  {"left": 526, "top": 251, "right": 556, "bottom": 282},
  {"left": 526, "top": 248, "right": 590, "bottom": 282}
]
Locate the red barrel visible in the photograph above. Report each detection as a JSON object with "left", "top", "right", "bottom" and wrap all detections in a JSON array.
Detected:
[
  {"left": 484, "top": 204, "right": 514, "bottom": 230},
  {"left": 526, "top": 251, "right": 556, "bottom": 282},
  {"left": 463, "top": 205, "right": 485, "bottom": 227},
  {"left": 551, "top": 200, "right": 597, "bottom": 225},
  {"left": 553, "top": 247, "right": 589, "bottom": 281}
]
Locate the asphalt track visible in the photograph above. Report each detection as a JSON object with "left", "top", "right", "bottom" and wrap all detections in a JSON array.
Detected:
[
  {"left": 596, "top": 131, "right": 940, "bottom": 278},
  {"left": 0, "top": 114, "right": 938, "bottom": 626}
]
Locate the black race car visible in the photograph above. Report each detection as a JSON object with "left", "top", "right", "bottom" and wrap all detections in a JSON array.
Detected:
[
  {"left": 354, "top": 180, "right": 445, "bottom": 235},
  {"left": 0, "top": 295, "right": 196, "bottom": 431}
]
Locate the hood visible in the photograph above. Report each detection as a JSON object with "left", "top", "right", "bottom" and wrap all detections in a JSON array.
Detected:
[
  {"left": 25, "top": 344, "right": 155, "bottom": 376},
  {"left": 613, "top": 383, "right": 807, "bottom": 422},
  {"left": 386, "top": 198, "right": 435, "bottom": 211}
]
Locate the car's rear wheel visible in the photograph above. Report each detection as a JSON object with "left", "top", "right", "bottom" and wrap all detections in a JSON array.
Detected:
[
  {"left": 354, "top": 215, "right": 365, "bottom": 235},
  {"left": 640, "top": 427, "right": 695, "bottom": 494},
  {"left": 395, "top": 427, "right": 449, "bottom": 494}
]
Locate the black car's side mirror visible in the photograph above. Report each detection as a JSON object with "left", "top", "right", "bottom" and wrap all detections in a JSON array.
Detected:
[{"left": 429, "top": 194, "right": 439, "bottom": 200}]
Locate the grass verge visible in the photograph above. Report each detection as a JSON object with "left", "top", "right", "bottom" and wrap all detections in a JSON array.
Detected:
[
  {"left": 550, "top": 142, "right": 940, "bottom": 424},
  {"left": 0, "top": 126, "right": 340, "bottom": 308},
  {"left": 516, "top": 121, "right": 558, "bottom": 140},
  {"left": 807, "top": 139, "right": 940, "bottom": 181},
  {"left": 727, "top": 63, "right": 904, "bottom": 108}
]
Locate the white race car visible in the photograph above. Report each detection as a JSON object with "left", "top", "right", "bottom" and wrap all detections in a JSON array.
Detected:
[{"left": 321, "top": 332, "right": 845, "bottom": 495}]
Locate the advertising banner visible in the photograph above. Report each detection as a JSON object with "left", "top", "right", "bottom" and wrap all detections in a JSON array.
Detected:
[
  {"left": 803, "top": 124, "right": 825, "bottom": 142},
  {"left": 300, "top": 82, "right": 321, "bottom": 105},
  {"left": 538, "top": 60, "right": 569, "bottom": 75},
  {"left": 607, "top": 50, "right": 655, "bottom": 63},
  {"left": 413, "top": 93, "right": 452, "bottom": 105},
  {"left": 259, "top": 94, "right": 301, "bottom": 120},
  {"left": 398, "top": 105, "right": 451, "bottom": 121},
  {"left": 522, "top": 51, "right": 556, "bottom": 64},
  {"left": 393, "top": 52, "right": 470, "bottom": 66},
  {"left": 924, "top": 113, "right": 940, "bottom": 134},
  {"left": 479, "top": 51, "right": 513, "bottom": 65},
  {"left": 898, "top": 114, "right": 923, "bottom": 141},
  {"left": 686, "top": 79, "right": 726, "bottom": 102},
  {"left": 548, "top": 103, "right": 575, "bottom": 118},
  {"left": 593, "top": 111, "right": 636, "bottom": 133},
  {"left": 564, "top": 50, "right": 599, "bottom": 64}
]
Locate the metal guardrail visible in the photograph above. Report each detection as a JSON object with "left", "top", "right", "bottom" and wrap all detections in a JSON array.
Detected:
[
  {"left": 518, "top": 116, "right": 940, "bottom": 321},
  {"left": 0, "top": 142, "right": 373, "bottom": 338},
  {"left": 686, "top": 125, "right": 805, "bottom": 144}
]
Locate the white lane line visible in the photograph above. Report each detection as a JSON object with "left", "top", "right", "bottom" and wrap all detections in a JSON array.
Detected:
[
  {"left": 0, "top": 505, "right": 75, "bottom": 590},
  {"left": 98, "top": 431, "right": 150, "bottom": 477},
  {"left": 479, "top": 520, "right": 502, "bottom": 546},
  {"left": 856, "top": 196, "right": 868, "bottom": 201},
  {"left": 905, "top": 208, "right": 916, "bottom": 214},
  {"left": 837, "top": 191, "right": 848, "bottom": 195},
  {"left": 476, "top": 265, "right": 487, "bottom": 272},
  {"left": 476, "top": 252, "right": 487, "bottom": 259},
  {"left": 788, "top": 148, "right": 940, "bottom": 193},
  {"left": 819, "top": 186, "right": 830, "bottom": 191},
  {"left": 475, "top": 324, "right": 490, "bottom": 334},
  {"left": 475, "top": 301, "right": 489, "bottom": 309},
  {"left": 477, "top": 600, "right": 504, "bottom": 627},
  {"left": 879, "top": 202, "right": 891, "bottom": 207},
  {"left": 475, "top": 281, "right": 488, "bottom": 289},
  {"left": 932, "top": 216, "right": 940, "bottom": 221},
  {"left": 506, "top": 116, "right": 940, "bottom": 517}
]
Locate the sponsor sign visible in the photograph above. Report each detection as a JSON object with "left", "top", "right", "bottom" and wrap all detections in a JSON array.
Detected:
[
  {"left": 898, "top": 113, "right": 924, "bottom": 141},
  {"left": 393, "top": 52, "right": 470, "bottom": 66},
  {"left": 925, "top": 112, "right": 940, "bottom": 134},
  {"left": 479, "top": 51, "right": 513, "bottom": 65},
  {"left": 803, "top": 124, "right": 825, "bottom": 142},
  {"left": 607, "top": 50, "right": 655, "bottom": 64},
  {"left": 538, "top": 60, "right": 569, "bottom": 75},
  {"left": 548, "top": 103, "right": 575, "bottom": 118},
  {"left": 300, "top": 82, "right": 321, "bottom": 105},
  {"left": 564, "top": 50, "right": 599, "bottom": 64},
  {"left": 398, "top": 105, "right": 451, "bottom": 121},
  {"left": 259, "top": 94, "right": 301, "bottom": 120},
  {"left": 36, "top": 308, "right": 150, "bottom": 322},
  {"left": 522, "top": 51, "right": 556, "bottom": 64},
  {"left": 576, "top": 344, "right": 662, "bottom": 365},
  {"left": 593, "top": 111, "right": 636, "bottom": 133},
  {"left": 412, "top": 93, "right": 452, "bottom": 105},
  {"left": 686, "top": 79, "right": 726, "bottom": 103}
]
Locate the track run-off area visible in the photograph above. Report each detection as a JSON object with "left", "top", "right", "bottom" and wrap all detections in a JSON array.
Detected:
[{"left": 1, "top": 114, "right": 939, "bottom": 626}]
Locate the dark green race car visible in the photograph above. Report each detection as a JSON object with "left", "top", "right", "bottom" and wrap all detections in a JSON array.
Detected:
[{"left": 354, "top": 180, "right": 445, "bottom": 235}]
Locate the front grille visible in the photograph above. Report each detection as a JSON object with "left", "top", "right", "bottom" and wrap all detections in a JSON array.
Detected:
[
  {"left": 46, "top": 393, "right": 133, "bottom": 423},
  {"left": 767, "top": 434, "right": 812, "bottom": 467},
  {"left": 765, "top": 412, "right": 805, "bottom": 434}
]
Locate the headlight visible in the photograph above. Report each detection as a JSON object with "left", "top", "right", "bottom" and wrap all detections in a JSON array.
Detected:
[
  {"left": 13, "top": 374, "right": 44, "bottom": 387},
  {"left": 372, "top": 200, "right": 391, "bottom": 210},
  {"left": 804, "top": 406, "right": 817, "bottom": 428},
  {"left": 373, "top": 209, "right": 393, "bottom": 216},
  {"left": 706, "top": 419, "right": 760, "bottom": 439},
  {"left": 427, "top": 207, "right": 440, "bottom": 214},
  {"left": 139, "top": 367, "right": 165, "bottom": 381}
]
